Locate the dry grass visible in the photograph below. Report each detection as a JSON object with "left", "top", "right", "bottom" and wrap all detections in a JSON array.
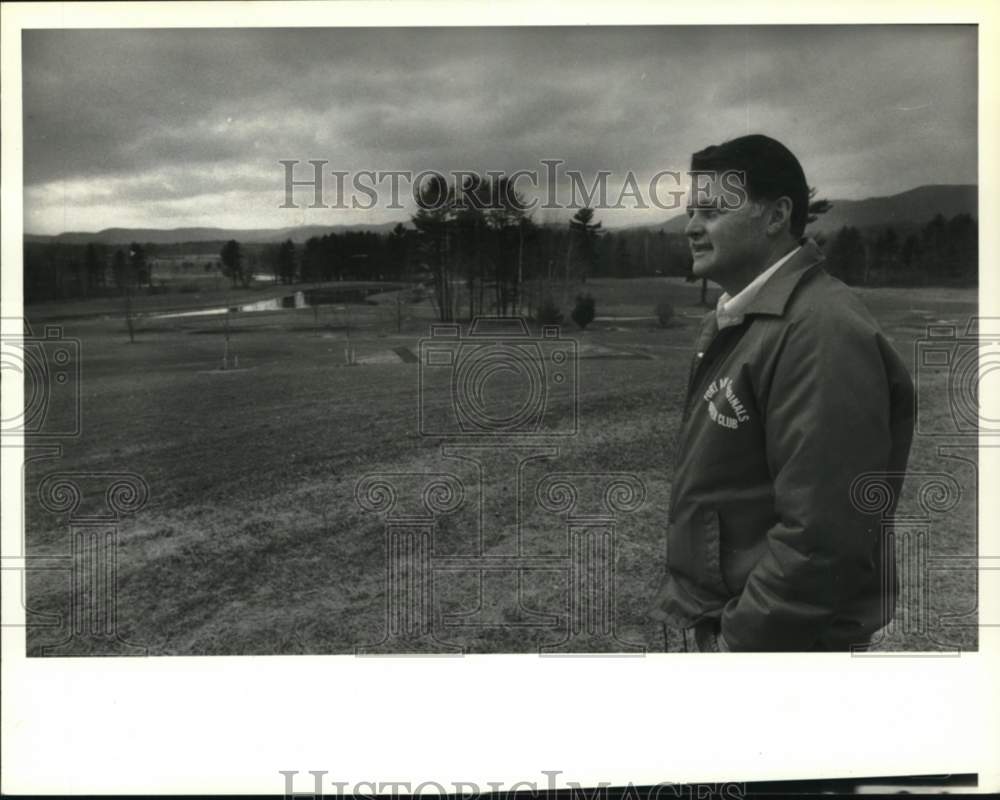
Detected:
[{"left": 22, "top": 279, "right": 979, "bottom": 654}]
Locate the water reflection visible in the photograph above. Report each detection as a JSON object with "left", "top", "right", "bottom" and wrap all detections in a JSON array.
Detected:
[
  {"left": 153, "top": 287, "right": 385, "bottom": 319},
  {"left": 236, "top": 291, "right": 308, "bottom": 312}
]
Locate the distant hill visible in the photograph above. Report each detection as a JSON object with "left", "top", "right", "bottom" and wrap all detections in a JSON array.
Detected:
[
  {"left": 639, "top": 183, "right": 977, "bottom": 235},
  {"left": 805, "top": 184, "right": 977, "bottom": 233},
  {"left": 24, "top": 221, "right": 404, "bottom": 246},
  {"left": 23, "top": 184, "right": 977, "bottom": 245}
]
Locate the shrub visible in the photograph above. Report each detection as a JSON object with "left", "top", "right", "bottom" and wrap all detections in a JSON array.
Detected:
[
  {"left": 655, "top": 300, "right": 675, "bottom": 328},
  {"left": 571, "top": 293, "right": 596, "bottom": 330},
  {"left": 535, "top": 295, "right": 563, "bottom": 326}
]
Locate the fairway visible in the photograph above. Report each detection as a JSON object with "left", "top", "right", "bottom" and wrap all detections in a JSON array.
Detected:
[{"left": 21, "top": 278, "right": 979, "bottom": 655}]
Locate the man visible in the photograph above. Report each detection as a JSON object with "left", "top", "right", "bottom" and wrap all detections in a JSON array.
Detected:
[{"left": 650, "top": 134, "right": 915, "bottom": 652}]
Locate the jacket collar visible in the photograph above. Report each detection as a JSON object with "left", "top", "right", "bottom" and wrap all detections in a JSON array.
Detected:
[{"left": 739, "top": 237, "right": 826, "bottom": 318}]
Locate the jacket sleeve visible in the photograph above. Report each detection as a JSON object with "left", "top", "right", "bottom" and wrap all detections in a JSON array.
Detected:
[{"left": 719, "top": 307, "right": 896, "bottom": 651}]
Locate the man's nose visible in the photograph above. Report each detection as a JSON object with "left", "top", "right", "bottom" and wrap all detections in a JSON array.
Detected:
[{"left": 685, "top": 214, "right": 703, "bottom": 238}]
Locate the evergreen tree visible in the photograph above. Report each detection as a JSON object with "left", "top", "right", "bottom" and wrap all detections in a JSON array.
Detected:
[
  {"left": 568, "top": 207, "right": 602, "bottom": 284},
  {"left": 276, "top": 239, "right": 297, "bottom": 284},
  {"left": 84, "top": 242, "right": 103, "bottom": 295},
  {"left": 219, "top": 239, "right": 246, "bottom": 287}
]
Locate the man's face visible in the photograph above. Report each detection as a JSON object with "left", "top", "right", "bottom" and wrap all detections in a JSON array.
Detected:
[{"left": 685, "top": 174, "right": 769, "bottom": 284}]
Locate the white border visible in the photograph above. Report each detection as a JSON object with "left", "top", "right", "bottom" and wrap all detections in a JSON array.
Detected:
[{"left": 2, "top": 1, "right": 999, "bottom": 794}]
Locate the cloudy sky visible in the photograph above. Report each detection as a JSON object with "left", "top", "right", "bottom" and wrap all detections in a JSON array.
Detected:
[{"left": 22, "top": 25, "right": 977, "bottom": 234}]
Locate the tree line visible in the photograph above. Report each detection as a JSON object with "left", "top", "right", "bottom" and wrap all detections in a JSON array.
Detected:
[
  {"left": 24, "top": 205, "right": 977, "bottom": 307},
  {"left": 823, "top": 213, "right": 977, "bottom": 286}
]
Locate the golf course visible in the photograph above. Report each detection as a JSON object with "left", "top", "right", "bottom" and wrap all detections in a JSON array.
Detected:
[{"left": 21, "top": 277, "right": 980, "bottom": 655}]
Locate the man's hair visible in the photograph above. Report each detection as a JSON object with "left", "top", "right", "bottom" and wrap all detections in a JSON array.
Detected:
[{"left": 691, "top": 134, "right": 809, "bottom": 238}]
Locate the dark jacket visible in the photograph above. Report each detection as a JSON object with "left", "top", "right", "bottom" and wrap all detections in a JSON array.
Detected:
[{"left": 650, "top": 239, "right": 915, "bottom": 651}]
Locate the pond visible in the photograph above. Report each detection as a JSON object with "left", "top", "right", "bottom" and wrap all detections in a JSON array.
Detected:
[{"left": 153, "top": 287, "right": 387, "bottom": 319}]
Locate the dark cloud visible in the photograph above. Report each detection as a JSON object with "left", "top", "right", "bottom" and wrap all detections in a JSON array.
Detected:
[{"left": 22, "top": 25, "right": 977, "bottom": 233}]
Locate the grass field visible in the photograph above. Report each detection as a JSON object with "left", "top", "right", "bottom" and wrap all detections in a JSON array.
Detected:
[{"left": 20, "top": 277, "right": 980, "bottom": 655}]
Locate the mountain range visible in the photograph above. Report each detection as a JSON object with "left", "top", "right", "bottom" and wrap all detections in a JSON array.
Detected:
[
  {"left": 24, "top": 184, "right": 976, "bottom": 245},
  {"left": 651, "top": 184, "right": 976, "bottom": 235},
  {"left": 24, "top": 221, "right": 402, "bottom": 246}
]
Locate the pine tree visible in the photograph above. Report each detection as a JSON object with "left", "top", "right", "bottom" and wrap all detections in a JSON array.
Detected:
[{"left": 219, "top": 240, "right": 245, "bottom": 287}]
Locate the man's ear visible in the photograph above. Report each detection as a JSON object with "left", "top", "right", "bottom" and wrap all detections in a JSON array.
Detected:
[{"left": 766, "top": 196, "right": 793, "bottom": 236}]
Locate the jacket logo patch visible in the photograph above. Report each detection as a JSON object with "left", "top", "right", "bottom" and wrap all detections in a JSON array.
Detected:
[{"left": 703, "top": 376, "right": 750, "bottom": 430}]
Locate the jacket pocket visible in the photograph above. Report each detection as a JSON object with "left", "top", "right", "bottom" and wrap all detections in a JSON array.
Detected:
[{"left": 703, "top": 509, "right": 732, "bottom": 597}]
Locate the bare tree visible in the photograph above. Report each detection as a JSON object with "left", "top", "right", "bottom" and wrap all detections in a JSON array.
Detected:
[
  {"left": 485, "top": 176, "right": 532, "bottom": 316},
  {"left": 120, "top": 247, "right": 137, "bottom": 343},
  {"left": 411, "top": 175, "right": 453, "bottom": 321}
]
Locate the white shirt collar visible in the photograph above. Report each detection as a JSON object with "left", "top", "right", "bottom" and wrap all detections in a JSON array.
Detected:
[{"left": 715, "top": 246, "right": 801, "bottom": 330}]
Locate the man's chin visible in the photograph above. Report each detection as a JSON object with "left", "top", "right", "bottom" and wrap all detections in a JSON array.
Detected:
[{"left": 691, "top": 255, "right": 715, "bottom": 279}]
